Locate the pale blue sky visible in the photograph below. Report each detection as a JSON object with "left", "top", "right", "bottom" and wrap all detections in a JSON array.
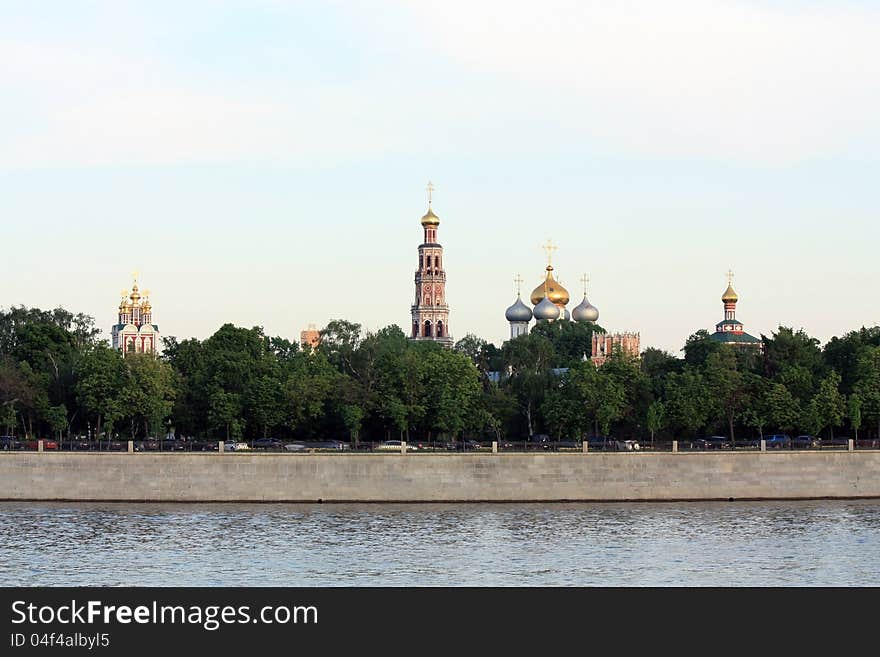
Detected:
[{"left": 1, "top": 1, "right": 878, "bottom": 353}]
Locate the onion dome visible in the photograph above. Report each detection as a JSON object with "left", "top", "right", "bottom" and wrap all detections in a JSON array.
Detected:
[
  {"left": 572, "top": 296, "right": 599, "bottom": 322},
  {"left": 505, "top": 295, "right": 533, "bottom": 322},
  {"left": 534, "top": 296, "right": 560, "bottom": 321},
  {"left": 563, "top": 308, "right": 571, "bottom": 321},
  {"left": 530, "top": 265, "right": 570, "bottom": 306},
  {"left": 722, "top": 284, "right": 738, "bottom": 303},
  {"left": 420, "top": 207, "right": 440, "bottom": 227},
  {"left": 129, "top": 284, "right": 141, "bottom": 304}
]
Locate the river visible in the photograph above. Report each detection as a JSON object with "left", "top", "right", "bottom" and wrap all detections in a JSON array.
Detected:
[{"left": 1, "top": 500, "right": 878, "bottom": 586}]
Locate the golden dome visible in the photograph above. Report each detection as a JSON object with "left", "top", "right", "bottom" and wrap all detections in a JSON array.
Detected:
[
  {"left": 530, "top": 265, "right": 570, "bottom": 306},
  {"left": 129, "top": 284, "right": 141, "bottom": 304},
  {"left": 722, "top": 284, "right": 738, "bottom": 303},
  {"left": 420, "top": 207, "right": 440, "bottom": 227}
]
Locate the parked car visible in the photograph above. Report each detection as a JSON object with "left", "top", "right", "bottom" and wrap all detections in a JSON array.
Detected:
[
  {"left": 0, "top": 436, "right": 21, "bottom": 450},
  {"left": 161, "top": 439, "right": 187, "bottom": 451},
  {"left": 223, "top": 440, "right": 238, "bottom": 452},
  {"left": 584, "top": 436, "right": 619, "bottom": 451},
  {"left": 250, "top": 437, "right": 283, "bottom": 450},
  {"left": 24, "top": 438, "right": 58, "bottom": 450},
  {"left": 309, "top": 440, "right": 348, "bottom": 451},
  {"left": 764, "top": 434, "right": 792, "bottom": 449},
  {"left": 376, "top": 440, "right": 418, "bottom": 452},
  {"left": 792, "top": 435, "right": 819, "bottom": 449},
  {"left": 819, "top": 436, "right": 851, "bottom": 448},
  {"left": 691, "top": 436, "right": 730, "bottom": 450},
  {"left": 445, "top": 439, "right": 482, "bottom": 451},
  {"left": 524, "top": 434, "right": 551, "bottom": 450}
]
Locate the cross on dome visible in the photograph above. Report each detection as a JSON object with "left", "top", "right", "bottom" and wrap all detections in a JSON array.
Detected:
[{"left": 541, "top": 239, "right": 557, "bottom": 266}]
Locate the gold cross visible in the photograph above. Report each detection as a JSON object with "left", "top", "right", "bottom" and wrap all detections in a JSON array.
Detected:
[
  {"left": 514, "top": 274, "right": 523, "bottom": 295},
  {"left": 580, "top": 274, "right": 590, "bottom": 295},
  {"left": 426, "top": 181, "right": 435, "bottom": 206},
  {"left": 542, "top": 239, "right": 557, "bottom": 265},
  {"left": 727, "top": 269, "right": 734, "bottom": 285},
  {"left": 131, "top": 270, "right": 139, "bottom": 285}
]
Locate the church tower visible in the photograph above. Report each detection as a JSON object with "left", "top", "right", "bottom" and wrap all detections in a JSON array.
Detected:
[
  {"left": 505, "top": 275, "right": 533, "bottom": 339},
  {"left": 410, "top": 182, "right": 452, "bottom": 347},
  {"left": 111, "top": 272, "right": 160, "bottom": 357},
  {"left": 708, "top": 270, "right": 762, "bottom": 349}
]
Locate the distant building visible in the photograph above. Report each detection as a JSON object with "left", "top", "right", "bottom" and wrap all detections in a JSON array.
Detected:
[
  {"left": 300, "top": 324, "right": 320, "bottom": 352},
  {"left": 410, "top": 182, "right": 453, "bottom": 347},
  {"left": 708, "top": 271, "right": 762, "bottom": 350},
  {"left": 503, "top": 243, "right": 600, "bottom": 338},
  {"left": 591, "top": 332, "right": 640, "bottom": 366},
  {"left": 111, "top": 273, "right": 159, "bottom": 356}
]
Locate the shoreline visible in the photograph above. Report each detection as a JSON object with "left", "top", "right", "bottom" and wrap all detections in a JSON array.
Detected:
[{"left": 3, "top": 451, "right": 879, "bottom": 503}]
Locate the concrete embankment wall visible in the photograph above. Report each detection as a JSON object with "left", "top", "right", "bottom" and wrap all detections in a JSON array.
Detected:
[{"left": 1, "top": 451, "right": 880, "bottom": 502}]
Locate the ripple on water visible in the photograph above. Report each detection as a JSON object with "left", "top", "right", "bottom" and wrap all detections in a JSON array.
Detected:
[{"left": 0, "top": 500, "right": 879, "bottom": 586}]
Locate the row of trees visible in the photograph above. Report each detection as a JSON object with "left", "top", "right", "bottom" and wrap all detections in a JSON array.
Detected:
[{"left": 1, "top": 306, "right": 879, "bottom": 443}]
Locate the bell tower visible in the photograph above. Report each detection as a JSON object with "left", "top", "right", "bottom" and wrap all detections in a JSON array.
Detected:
[{"left": 410, "top": 182, "right": 452, "bottom": 347}]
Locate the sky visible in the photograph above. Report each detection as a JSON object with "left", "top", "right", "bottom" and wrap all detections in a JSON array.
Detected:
[{"left": 1, "top": 0, "right": 879, "bottom": 354}]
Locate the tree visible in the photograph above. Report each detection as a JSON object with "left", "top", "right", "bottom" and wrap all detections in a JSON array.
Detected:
[
  {"left": 641, "top": 348, "right": 683, "bottom": 396},
  {"left": 823, "top": 327, "right": 880, "bottom": 394},
  {"left": 531, "top": 320, "right": 603, "bottom": 367},
  {"left": 246, "top": 371, "right": 284, "bottom": 438},
  {"left": 420, "top": 349, "right": 481, "bottom": 440},
  {"left": 854, "top": 347, "right": 880, "bottom": 439},
  {"left": 664, "top": 369, "right": 711, "bottom": 437},
  {"left": 0, "top": 356, "right": 38, "bottom": 436},
  {"left": 811, "top": 371, "right": 846, "bottom": 439},
  {"left": 208, "top": 388, "right": 240, "bottom": 441},
  {"left": 646, "top": 400, "right": 665, "bottom": 445},
  {"left": 848, "top": 394, "right": 862, "bottom": 441},
  {"left": 761, "top": 326, "right": 825, "bottom": 392},
  {"left": 762, "top": 383, "right": 800, "bottom": 434},
  {"left": 502, "top": 332, "right": 555, "bottom": 436},
  {"left": 454, "top": 334, "right": 488, "bottom": 364},
  {"left": 318, "top": 320, "right": 362, "bottom": 375},
  {"left": 42, "top": 403, "right": 68, "bottom": 442},
  {"left": 568, "top": 362, "right": 625, "bottom": 436},
  {"left": 119, "top": 354, "right": 176, "bottom": 440},
  {"left": 704, "top": 347, "right": 747, "bottom": 443},
  {"left": 683, "top": 330, "right": 720, "bottom": 367},
  {"left": 340, "top": 404, "right": 365, "bottom": 445},
  {"left": 75, "top": 345, "right": 124, "bottom": 442}
]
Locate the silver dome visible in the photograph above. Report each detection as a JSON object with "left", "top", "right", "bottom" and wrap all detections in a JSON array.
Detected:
[
  {"left": 505, "top": 295, "right": 533, "bottom": 322},
  {"left": 563, "top": 308, "right": 571, "bottom": 321},
  {"left": 533, "top": 296, "right": 560, "bottom": 321},
  {"left": 572, "top": 296, "right": 599, "bottom": 322}
]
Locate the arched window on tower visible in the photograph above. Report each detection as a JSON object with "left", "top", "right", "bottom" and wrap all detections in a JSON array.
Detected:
[
  {"left": 412, "top": 322, "right": 419, "bottom": 337},
  {"left": 424, "top": 320, "right": 432, "bottom": 338},
  {"left": 437, "top": 321, "right": 444, "bottom": 338}
]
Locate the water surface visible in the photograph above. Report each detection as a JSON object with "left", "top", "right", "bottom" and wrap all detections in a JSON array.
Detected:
[{"left": 1, "top": 500, "right": 878, "bottom": 586}]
